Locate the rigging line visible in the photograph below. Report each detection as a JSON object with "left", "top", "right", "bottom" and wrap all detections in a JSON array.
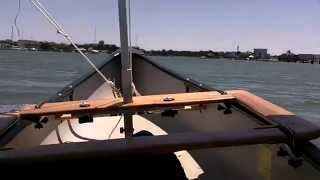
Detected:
[
  {"left": 32, "top": 0, "right": 120, "bottom": 98},
  {"left": 14, "top": 0, "right": 21, "bottom": 39},
  {"left": 67, "top": 120, "right": 100, "bottom": 141},
  {"left": 108, "top": 115, "right": 123, "bottom": 139},
  {"left": 29, "top": 0, "right": 117, "bottom": 96},
  {"left": 31, "top": 0, "right": 66, "bottom": 35}
]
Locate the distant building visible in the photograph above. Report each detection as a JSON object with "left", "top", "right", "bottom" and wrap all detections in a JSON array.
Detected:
[
  {"left": 224, "top": 51, "right": 237, "bottom": 59},
  {"left": 0, "top": 40, "right": 14, "bottom": 49},
  {"left": 314, "top": 55, "right": 320, "bottom": 64},
  {"left": 0, "top": 44, "right": 7, "bottom": 49},
  {"left": 254, "top": 49, "right": 269, "bottom": 59},
  {"left": 278, "top": 51, "right": 299, "bottom": 62},
  {"left": 18, "top": 40, "right": 40, "bottom": 49},
  {"left": 298, "top": 54, "right": 320, "bottom": 63}
]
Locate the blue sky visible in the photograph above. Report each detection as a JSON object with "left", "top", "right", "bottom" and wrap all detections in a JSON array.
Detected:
[{"left": 1, "top": 0, "right": 320, "bottom": 55}]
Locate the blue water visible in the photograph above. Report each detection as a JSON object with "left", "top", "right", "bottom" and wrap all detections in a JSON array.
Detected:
[
  {"left": 0, "top": 50, "right": 319, "bottom": 126},
  {"left": 151, "top": 56, "right": 320, "bottom": 126}
]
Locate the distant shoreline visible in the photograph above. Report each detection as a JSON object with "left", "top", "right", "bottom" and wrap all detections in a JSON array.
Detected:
[
  {"left": 1, "top": 49, "right": 318, "bottom": 65},
  {"left": 1, "top": 39, "right": 320, "bottom": 65}
]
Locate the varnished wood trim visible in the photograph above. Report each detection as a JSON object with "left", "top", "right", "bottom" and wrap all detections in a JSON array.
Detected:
[
  {"left": 227, "top": 90, "right": 320, "bottom": 140},
  {"left": 18, "top": 91, "right": 235, "bottom": 119},
  {"left": 227, "top": 90, "right": 294, "bottom": 118}
]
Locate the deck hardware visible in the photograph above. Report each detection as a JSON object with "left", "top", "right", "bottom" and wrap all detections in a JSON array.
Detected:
[
  {"left": 288, "top": 158, "right": 303, "bottom": 168},
  {"left": 223, "top": 103, "right": 233, "bottom": 114},
  {"left": 109, "top": 113, "right": 122, "bottom": 117},
  {"left": 40, "top": 117, "right": 49, "bottom": 124},
  {"left": 0, "top": 147, "right": 13, "bottom": 151},
  {"left": 79, "top": 101, "right": 90, "bottom": 108},
  {"left": 185, "top": 85, "right": 190, "bottom": 92},
  {"left": 198, "top": 104, "right": 207, "bottom": 113},
  {"left": 35, "top": 100, "right": 47, "bottom": 109},
  {"left": 276, "top": 128, "right": 304, "bottom": 168},
  {"left": 277, "top": 146, "right": 289, "bottom": 157},
  {"left": 217, "top": 104, "right": 225, "bottom": 111},
  {"left": 224, "top": 108, "right": 232, "bottom": 115},
  {"left": 137, "top": 111, "right": 145, "bottom": 115},
  {"left": 277, "top": 126, "right": 300, "bottom": 157},
  {"left": 163, "top": 96, "right": 175, "bottom": 102},
  {"left": 254, "top": 125, "right": 279, "bottom": 130},
  {"left": 120, "top": 127, "right": 125, "bottom": 134},
  {"left": 123, "top": 114, "right": 134, "bottom": 137},
  {"left": 30, "top": 116, "right": 45, "bottom": 129},
  {"left": 78, "top": 115, "right": 93, "bottom": 124},
  {"left": 120, "top": 126, "right": 134, "bottom": 134},
  {"left": 59, "top": 114, "right": 72, "bottom": 120},
  {"left": 184, "top": 82, "right": 191, "bottom": 92},
  {"left": 217, "top": 104, "right": 232, "bottom": 114},
  {"left": 161, "top": 110, "right": 178, "bottom": 117},
  {"left": 34, "top": 122, "right": 44, "bottom": 129}
]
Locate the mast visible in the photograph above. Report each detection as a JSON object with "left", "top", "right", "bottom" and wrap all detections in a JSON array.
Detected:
[
  {"left": 21, "top": 27, "right": 24, "bottom": 40},
  {"left": 135, "top": 34, "right": 139, "bottom": 47},
  {"left": 93, "top": 26, "right": 97, "bottom": 44},
  {"left": 11, "top": 26, "right": 14, "bottom": 41},
  {"left": 118, "top": 0, "right": 134, "bottom": 137},
  {"left": 118, "top": 0, "right": 133, "bottom": 103}
]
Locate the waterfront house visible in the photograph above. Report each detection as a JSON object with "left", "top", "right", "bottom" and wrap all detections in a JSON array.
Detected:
[
  {"left": 298, "top": 54, "right": 320, "bottom": 63},
  {"left": 253, "top": 49, "right": 269, "bottom": 59},
  {"left": 18, "top": 40, "right": 40, "bottom": 49},
  {"left": 278, "top": 51, "right": 299, "bottom": 62}
]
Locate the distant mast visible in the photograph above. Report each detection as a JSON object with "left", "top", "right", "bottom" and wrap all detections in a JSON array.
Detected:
[
  {"left": 135, "top": 34, "right": 139, "bottom": 48},
  {"left": 11, "top": 26, "right": 14, "bottom": 41},
  {"left": 93, "top": 26, "right": 97, "bottom": 44},
  {"left": 21, "top": 27, "right": 24, "bottom": 40}
]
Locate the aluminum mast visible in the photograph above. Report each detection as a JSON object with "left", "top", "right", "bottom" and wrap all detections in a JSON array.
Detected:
[{"left": 118, "top": 0, "right": 134, "bottom": 137}]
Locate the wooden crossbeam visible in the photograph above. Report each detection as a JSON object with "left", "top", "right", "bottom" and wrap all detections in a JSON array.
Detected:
[{"left": 17, "top": 91, "right": 235, "bottom": 120}]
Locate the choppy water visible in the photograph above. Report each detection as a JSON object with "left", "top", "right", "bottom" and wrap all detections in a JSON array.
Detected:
[{"left": 0, "top": 50, "right": 319, "bottom": 126}]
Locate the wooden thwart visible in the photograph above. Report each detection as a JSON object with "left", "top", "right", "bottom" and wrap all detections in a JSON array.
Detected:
[{"left": 18, "top": 91, "right": 235, "bottom": 119}]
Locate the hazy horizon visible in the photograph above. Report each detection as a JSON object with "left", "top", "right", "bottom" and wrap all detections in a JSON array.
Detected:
[{"left": 1, "top": 0, "right": 320, "bottom": 55}]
